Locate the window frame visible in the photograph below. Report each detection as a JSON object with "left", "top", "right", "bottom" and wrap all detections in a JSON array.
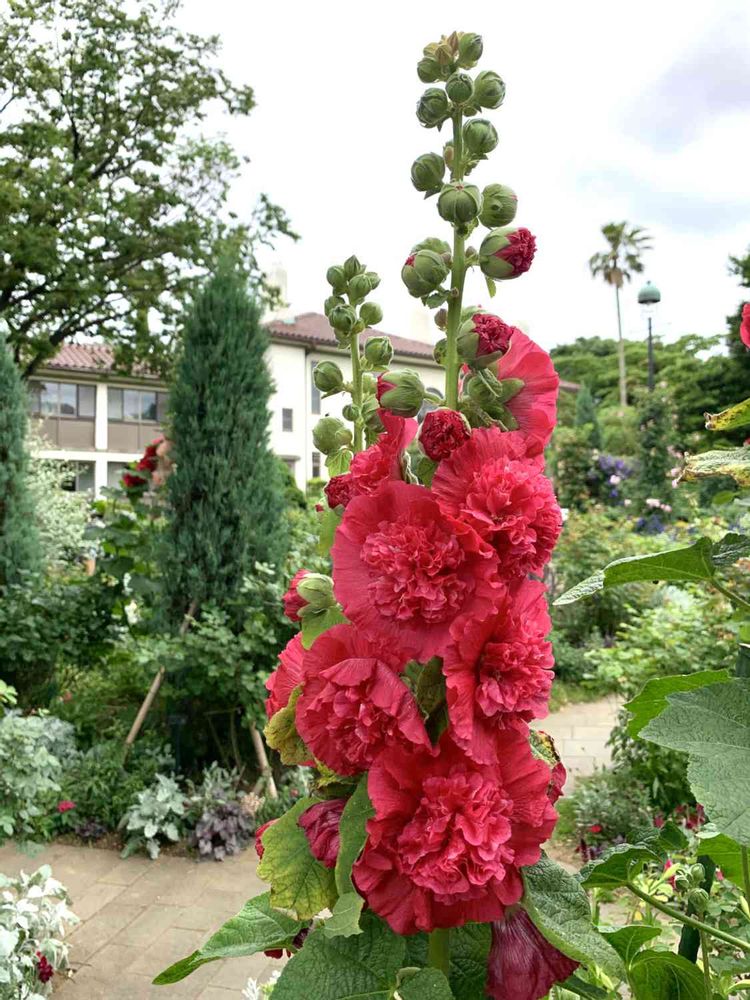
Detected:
[
  {"left": 29, "top": 380, "right": 96, "bottom": 421},
  {"left": 282, "top": 407, "right": 294, "bottom": 432},
  {"left": 108, "top": 386, "right": 167, "bottom": 424}
]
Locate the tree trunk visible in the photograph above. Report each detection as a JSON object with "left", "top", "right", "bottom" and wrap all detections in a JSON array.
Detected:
[
  {"left": 615, "top": 285, "right": 627, "bottom": 408},
  {"left": 248, "top": 722, "right": 278, "bottom": 800}
]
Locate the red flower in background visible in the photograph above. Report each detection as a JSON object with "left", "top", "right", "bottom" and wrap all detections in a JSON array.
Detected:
[
  {"left": 332, "top": 481, "right": 503, "bottom": 660},
  {"left": 265, "top": 634, "right": 306, "bottom": 718},
  {"left": 487, "top": 907, "right": 579, "bottom": 1000},
  {"left": 495, "top": 327, "right": 559, "bottom": 448},
  {"left": 122, "top": 471, "right": 147, "bottom": 490},
  {"left": 419, "top": 409, "right": 472, "bottom": 461},
  {"left": 298, "top": 798, "right": 347, "bottom": 868},
  {"left": 295, "top": 624, "right": 431, "bottom": 775},
  {"left": 36, "top": 953, "right": 54, "bottom": 984},
  {"left": 443, "top": 579, "right": 554, "bottom": 764},
  {"left": 282, "top": 569, "right": 310, "bottom": 622},
  {"left": 432, "top": 428, "right": 562, "bottom": 579},
  {"left": 57, "top": 800, "right": 75, "bottom": 813},
  {"left": 740, "top": 303, "right": 750, "bottom": 349},
  {"left": 353, "top": 730, "right": 556, "bottom": 934}
]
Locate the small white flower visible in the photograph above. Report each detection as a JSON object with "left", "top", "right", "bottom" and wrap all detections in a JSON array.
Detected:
[
  {"left": 609, "top": 474, "right": 622, "bottom": 486},
  {"left": 623, "top": 499, "right": 632, "bottom": 507},
  {"left": 645, "top": 497, "right": 661, "bottom": 508}
]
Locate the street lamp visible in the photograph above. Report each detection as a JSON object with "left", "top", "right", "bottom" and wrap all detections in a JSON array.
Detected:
[{"left": 637, "top": 280, "right": 661, "bottom": 391}]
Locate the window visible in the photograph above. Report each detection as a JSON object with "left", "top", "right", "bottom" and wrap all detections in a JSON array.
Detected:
[
  {"left": 29, "top": 381, "right": 95, "bottom": 419},
  {"left": 107, "top": 462, "right": 129, "bottom": 488},
  {"left": 109, "top": 388, "right": 167, "bottom": 423},
  {"left": 311, "top": 362, "right": 321, "bottom": 415},
  {"left": 61, "top": 462, "right": 95, "bottom": 493},
  {"left": 312, "top": 452, "right": 321, "bottom": 478},
  {"left": 282, "top": 408, "right": 293, "bottom": 432},
  {"left": 283, "top": 458, "right": 297, "bottom": 476}
]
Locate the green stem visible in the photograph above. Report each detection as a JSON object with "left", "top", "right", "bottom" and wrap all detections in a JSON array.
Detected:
[
  {"left": 350, "top": 331, "right": 363, "bottom": 452},
  {"left": 627, "top": 881, "right": 750, "bottom": 953},
  {"left": 444, "top": 110, "right": 466, "bottom": 412},
  {"left": 742, "top": 846, "right": 750, "bottom": 908},
  {"left": 712, "top": 579, "right": 750, "bottom": 614},
  {"left": 427, "top": 928, "right": 450, "bottom": 978},
  {"left": 699, "top": 931, "right": 712, "bottom": 999}
]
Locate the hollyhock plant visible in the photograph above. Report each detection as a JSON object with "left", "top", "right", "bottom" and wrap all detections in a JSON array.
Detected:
[
  {"left": 324, "top": 410, "right": 416, "bottom": 509},
  {"left": 479, "top": 226, "right": 537, "bottom": 280},
  {"left": 487, "top": 907, "right": 579, "bottom": 1000},
  {"left": 419, "top": 408, "right": 472, "bottom": 460},
  {"left": 295, "top": 624, "right": 432, "bottom": 774},
  {"left": 353, "top": 729, "right": 557, "bottom": 934},
  {"left": 432, "top": 427, "right": 562, "bottom": 578},
  {"left": 298, "top": 798, "right": 347, "bottom": 868},
  {"left": 332, "top": 480, "right": 503, "bottom": 659},
  {"left": 265, "top": 634, "right": 306, "bottom": 718},
  {"left": 495, "top": 326, "right": 559, "bottom": 448}
]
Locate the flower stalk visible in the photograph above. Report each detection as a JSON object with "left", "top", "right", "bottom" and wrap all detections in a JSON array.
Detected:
[
  {"left": 427, "top": 927, "right": 451, "bottom": 978},
  {"left": 350, "top": 332, "right": 364, "bottom": 453},
  {"left": 444, "top": 110, "right": 466, "bottom": 411},
  {"left": 626, "top": 881, "right": 750, "bottom": 954}
]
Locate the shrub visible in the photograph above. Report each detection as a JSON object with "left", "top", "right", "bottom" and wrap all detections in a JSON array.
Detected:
[
  {"left": 27, "top": 439, "right": 89, "bottom": 568},
  {"left": 119, "top": 773, "right": 186, "bottom": 859},
  {"left": 608, "top": 711, "right": 693, "bottom": 816},
  {"left": 186, "top": 764, "right": 252, "bottom": 861},
  {"left": 560, "top": 765, "right": 653, "bottom": 861}
]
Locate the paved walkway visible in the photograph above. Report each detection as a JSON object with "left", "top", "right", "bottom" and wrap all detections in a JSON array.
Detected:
[{"left": 0, "top": 696, "right": 621, "bottom": 998}]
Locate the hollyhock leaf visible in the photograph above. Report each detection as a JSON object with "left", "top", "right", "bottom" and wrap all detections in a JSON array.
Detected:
[
  {"left": 301, "top": 606, "right": 348, "bottom": 650},
  {"left": 705, "top": 396, "right": 750, "bottom": 432},
  {"left": 625, "top": 669, "right": 731, "bottom": 737},
  {"left": 264, "top": 687, "right": 310, "bottom": 765},
  {"left": 641, "top": 679, "right": 750, "bottom": 845},
  {"left": 256, "top": 798, "right": 337, "bottom": 919},
  {"left": 327, "top": 448, "right": 354, "bottom": 476},
  {"left": 578, "top": 843, "right": 661, "bottom": 890},
  {"left": 681, "top": 447, "right": 750, "bottom": 487},
  {"left": 557, "top": 975, "right": 610, "bottom": 998},
  {"left": 318, "top": 506, "right": 343, "bottom": 556},
  {"left": 711, "top": 531, "right": 750, "bottom": 568},
  {"left": 405, "top": 657, "right": 447, "bottom": 716},
  {"left": 324, "top": 892, "right": 366, "bottom": 940},
  {"left": 695, "top": 829, "right": 746, "bottom": 885},
  {"left": 601, "top": 925, "right": 661, "bottom": 965},
  {"left": 485, "top": 275, "right": 497, "bottom": 298},
  {"left": 397, "top": 968, "right": 454, "bottom": 998},
  {"left": 323, "top": 776, "right": 374, "bottom": 939},
  {"left": 152, "top": 892, "right": 303, "bottom": 984},
  {"left": 553, "top": 571, "right": 605, "bottom": 606},
  {"left": 522, "top": 855, "right": 626, "bottom": 981},
  {"left": 272, "top": 910, "right": 405, "bottom": 1000},
  {"left": 447, "top": 922, "right": 491, "bottom": 1000},
  {"left": 627, "top": 950, "right": 705, "bottom": 1000}
]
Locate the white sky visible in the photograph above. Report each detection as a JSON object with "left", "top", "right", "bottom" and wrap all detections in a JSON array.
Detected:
[{"left": 178, "top": 0, "right": 750, "bottom": 352}]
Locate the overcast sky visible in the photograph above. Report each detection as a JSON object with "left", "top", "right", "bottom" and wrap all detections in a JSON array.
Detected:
[{"left": 178, "top": 0, "right": 750, "bottom": 352}]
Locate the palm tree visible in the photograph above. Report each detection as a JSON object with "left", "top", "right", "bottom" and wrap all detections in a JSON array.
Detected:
[{"left": 589, "top": 222, "right": 652, "bottom": 407}]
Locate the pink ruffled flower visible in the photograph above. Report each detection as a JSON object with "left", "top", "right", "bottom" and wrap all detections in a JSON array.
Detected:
[
  {"left": 487, "top": 906, "right": 579, "bottom": 999},
  {"left": 740, "top": 303, "right": 750, "bottom": 349},
  {"left": 332, "top": 480, "right": 503, "bottom": 660},
  {"left": 419, "top": 409, "right": 472, "bottom": 461},
  {"left": 325, "top": 474, "right": 355, "bottom": 510},
  {"left": 298, "top": 798, "right": 347, "bottom": 868},
  {"left": 265, "top": 634, "right": 306, "bottom": 718},
  {"left": 353, "top": 730, "right": 556, "bottom": 934},
  {"left": 432, "top": 428, "right": 562, "bottom": 579},
  {"left": 495, "top": 327, "right": 559, "bottom": 449},
  {"left": 348, "top": 410, "right": 417, "bottom": 496}
]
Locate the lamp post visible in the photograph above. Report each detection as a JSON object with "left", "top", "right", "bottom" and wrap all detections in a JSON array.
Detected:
[{"left": 637, "top": 280, "right": 661, "bottom": 391}]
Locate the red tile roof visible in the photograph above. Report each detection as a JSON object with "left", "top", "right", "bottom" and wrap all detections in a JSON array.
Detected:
[
  {"left": 46, "top": 342, "right": 117, "bottom": 372},
  {"left": 267, "top": 312, "right": 438, "bottom": 360}
]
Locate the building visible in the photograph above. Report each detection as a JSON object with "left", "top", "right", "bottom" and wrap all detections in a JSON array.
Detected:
[{"left": 30, "top": 313, "right": 577, "bottom": 493}]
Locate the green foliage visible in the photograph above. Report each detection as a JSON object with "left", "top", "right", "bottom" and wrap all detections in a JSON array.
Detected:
[
  {"left": 119, "top": 773, "right": 186, "bottom": 859},
  {"left": 575, "top": 383, "right": 602, "bottom": 448},
  {"left": 634, "top": 389, "right": 673, "bottom": 509},
  {"left": 560, "top": 767, "right": 654, "bottom": 856},
  {"left": 324, "top": 776, "right": 374, "bottom": 939},
  {"left": 624, "top": 669, "right": 732, "bottom": 738},
  {"left": 0, "top": 334, "right": 40, "bottom": 585},
  {"left": 553, "top": 426, "right": 597, "bottom": 511},
  {"left": 27, "top": 439, "right": 89, "bottom": 568},
  {"left": 578, "top": 822, "right": 687, "bottom": 890},
  {"left": 627, "top": 951, "right": 706, "bottom": 999},
  {"left": 163, "top": 263, "right": 287, "bottom": 628},
  {"left": 0, "top": 0, "right": 295, "bottom": 378}
]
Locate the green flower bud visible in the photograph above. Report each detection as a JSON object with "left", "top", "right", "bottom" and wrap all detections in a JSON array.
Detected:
[
  {"left": 417, "top": 56, "right": 441, "bottom": 83},
  {"left": 342, "top": 403, "right": 355, "bottom": 422},
  {"left": 326, "top": 265, "right": 347, "bottom": 293},
  {"left": 438, "top": 182, "right": 482, "bottom": 226},
  {"left": 324, "top": 294, "right": 344, "bottom": 318},
  {"left": 401, "top": 249, "right": 450, "bottom": 298},
  {"left": 411, "top": 236, "right": 451, "bottom": 258},
  {"left": 343, "top": 255, "right": 363, "bottom": 280},
  {"left": 328, "top": 302, "right": 358, "bottom": 336},
  {"left": 479, "top": 225, "right": 536, "bottom": 280},
  {"left": 313, "top": 416, "right": 353, "bottom": 455},
  {"left": 689, "top": 864, "right": 706, "bottom": 885},
  {"left": 434, "top": 308, "right": 448, "bottom": 331},
  {"left": 446, "top": 71, "right": 474, "bottom": 105},
  {"left": 443, "top": 141, "right": 454, "bottom": 170},
  {"left": 378, "top": 370, "right": 425, "bottom": 418},
  {"left": 348, "top": 273, "right": 374, "bottom": 301},
  {"left": 433, "top": 338, "right": 447, "bottom": 365},
  {"left": 362, "top": 394, "right": 382, "bottom": 433},
  {"left": 296, "top": 572, "right": 335, "bottom": 612},
  {"left": 364, "top": 336, "right": 393, "bottom": 369},
  {"left": 479, "top": 183, "right": 518, "bottom": 227},
  {"left": 416, "top": 87, "right": 449, "bottom": 129},
  {"left": 463, "top": 118, "right": 498, "bottom": 156},
  {"left": 674, "top": 874, "right": 691, "bottom": 894},
  {"left": 361, "top": 373, "right": 378, "bottom": 395},
  {"left": 474, "top": 69, "right": 506, "bottom": 109},
  {"left": 457, "top": 32, "right": 483, "bottom": 69},
  {"left": 365, "top": 271, "right": 381, "bottom": 291},
  {"left": 313, "top": 361, "right": 344, "bottom": 395},
  {"left": 360, "top": 301, "right": 383, "bottom": 328},
  {"left": 687, "top": 888, "right": 710, "bottom": 915},
  {"left": 411, "top": 152, "right": 446, "bottom": 196}
]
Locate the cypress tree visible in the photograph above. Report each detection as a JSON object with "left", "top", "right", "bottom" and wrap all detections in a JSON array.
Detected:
[
  {"left": 574, "top": 382, "right": 602, "bottom": 449},
  {"left": 163, "top": 262, "right": 286, "bottom": 627},
  {"left": 0, "top": 334, "right": 41, "bottom": 587}
]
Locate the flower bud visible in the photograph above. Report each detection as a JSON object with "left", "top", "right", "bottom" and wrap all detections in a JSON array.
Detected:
[
  {"left": 341, "top": 403, "right": 355, "bottom": 422},
  {"left": 360, "top": 301, "right": 383, "bottom": 328},
  {"left": 313, "top": 361, "right": 345, "bottom": 395},
  {"left": 377, "top": 370, "right": 425, "bottom": 418},
  {"left": 458, "top": 312, "right": 513, "bottom": 367},
  {"left": 361, "top": 373, "right": 378, "bottom": 395},
  {"left": 401, "top": 249, "right": 450, "bottom": 298},
  {"left": 328, "top": 302, "right": 358, "bottom": 336},
  {"left": 457, "top": 32, "right": 483, "bottom": 68},
  {"left": 420, "top": 408, "right": 472, "bottom": 460},
  {"left": 446, "top": 71, "right": 474, "bottom": 104},
  {"left": 364, "top": 270, "right": 381, "bottom": 291},
  {"left": 433, "top": 338, "right": 447, "bottom": 366},
  {"left": 326, "top": 265, "right": 347, "bottom": 294},
  {"left": 479, "top": 225, "right": 537, "bottom": 280},
  {"left": 364, "top": 336, "right": 393, "bottom": 369},
  {"left": 411, "top": 236, "right": 451, "bottom": 257},
  {"left": 474, "top": 69, "right": 506, "bottom": 109},
  {"left": 463, "top": 118, "right": 498, "bottom": 157},
  {"left": 438, "top": 182, "right": 482, "bottom": 226},
  {"left": 313, "top": 416, "right": 353, "bottom": 455},
  {"left": 411, "top": 152, "right": 446, "bottom": 196},
  {"left": 343, "top": 255, "right": 363, "bottom": 280},
  {"left": 689, "top": 864, "right": 706, "bottom": 885},
  {"left": 348, "top": 273, "right": 374, "bottom": 301},
  {"left": 417, "top": 56, "right": 441, "bottom": 83},
  {"left": 480, "top": 183, "right": 518, "bottom": 227},
  {"left": 324, "top": 294, "right": 344, "bottom": 318},
  {"left": 296, "top": 572, "right": 335, "bottom": 613},
  {"left": 674, "top": 873, "right": 691, "bottom": 894},
  {"left": 434, "top": 308, "right": 448, "bottom": 331},
  {"left": 416, "top": 87, "right": 449, "bottom": 129},
  {"left": 687, "top": 888, "right": 710, "bottom": 915}
]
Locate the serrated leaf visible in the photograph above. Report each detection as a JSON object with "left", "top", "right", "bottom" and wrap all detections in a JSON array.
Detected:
[
  {"left": 327, "top": 448, "right": 353, "bottom": 476},
  {"left": 272, "top": 910, "right": 405, "bottom": 1000},
  {"left": 641, "top": 679, "right": 750, "bottom": 845},
  {"left": 301, "top": 606, "right": 348, "bottom": 650},
  {"left": 681, "top": 447, "right": 750, "bottom": 487},
  {"left": 152, "top": 892, "right": 303, "bottom": 984},
  {"left": 397, "top": 968, "right": 454, "bottom": 999},
  {"left": 625, "top": 670, "right": 731, "bottom": 737},
  {"left": 446, "top": 923, "right": 491, "bottom": 1000},
  {"left": 522, "top": 855, "right": 626, "bottom": 982},
  {"left": 323, "top": 776, "right": 374, "bottom": 939},
  {"left": 711, "top": 530, "right": 750, "bottom": 568},
  {"left": 264, "top": 687, "right": 309, "bottom": 765},
  {"left": 578, "top": 843, "right": 662, "bottom": 890},
  {"left": 628, "top": 950, "right": 706, "bottom": 1000},
  {"left": 601, "top": 925, "right": 661, "bottom": 965},
  {"left": 257, "top": 798, "right": 337, "bottom": 919},
  {"left": 318, "top": 506, "right": 342, "bottom": 556},
  {"left": 706, "top": 396, "right": 750, "bottom": 431},
  {"left": 695, "top": 830, "right": 746, "bottom": 886}
]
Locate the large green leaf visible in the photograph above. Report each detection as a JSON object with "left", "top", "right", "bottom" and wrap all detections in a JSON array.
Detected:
[
  {"left": 301, "top": 606, "right": 348, "bottom": 650},
  {"left": 705, "top": 396, "right": 750, "bottom": 432},
  {"left": 711, "top": 531, "right": 750, "bottom": 568},
  {"left": 398, "top": 968, "right": 454, "bottom": 999},
  {"left": 579, "top": 824, "right": 686, "bottom": 890},
  {"left": 264, "top": 686, "right": 309, "bottom": 765},
  {"left": 601, "top": 925, "right": 661, "bottom": 965},
  {"left": 317, "top": 506, "right": 342, "bottom": 556},
  {"left": 627, "top": 950, "right": 706, "bottom": 1000},
  {"left": 152, "top": 892, "right": 303, "bottom": 984},
  {"left": 641, "top": 679, "right": 750, "bottom": 845},
  {"left": 696, "top": 828, "right": 747, "bottom": 885},
  {"left": 681, "top": 447, "right": 750, "bottom": 487},
  {"left": 272, "top": 911, "right": 405, "bottom": 1000},
  {"left": 447, "top": 923, "right": 491, "bottom": 1000},
  {"left": 522, "top": 855, "right": 625, "bottom": 982},
  {"left": 256, "top": 798, "right": 337, "bottom": 919},
  {"left": 625, "top": 670, "right": 731, "bottom": 737},
  {"left": 323, "top": 776, "right": 374, "bottom": 939}
]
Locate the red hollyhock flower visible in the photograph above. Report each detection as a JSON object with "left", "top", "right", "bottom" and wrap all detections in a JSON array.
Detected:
[
  {"left": 432, "top": 428, "right": 562, "bottom": 579},
  {"left": 295, "top": 624, "right": 431, "bottom": 775},
  {"left": 588, "top": 824, "right": 603, "bottom": 834},
  {"left": 473, "top": 313, "right": 513, "bottom": 356},
  {"left": 122, "top": 471, "right": 147, "bottom": 490},
  {"left": 420, "top": 409, "right": 472, "bottom": 461},
  {"left": 487, "top": 907, "right": 579, "bottom": 1000},
  {"left": 495, "top": 327, "right": 559, "bottom": 448},
  {"left": 298, "top": 798, "right": 347, "bottom": 868},
  {"left": 332, "top": 481, "right": 503, "bottom": 660},
  {"left": 254, "top": 819, "right": 276, "bottom": 860},
  {"left": 348, "top": 409, "right": 417, "bottom": 496},
  {"left": 57, "top": 800, "right": 76, "bottom": 813},
  {"left": 265, "top": 634, "right": 306, "bottom": 718},
  {"left": 741, "top": 303, "right": 750, "bottom": 349},
  {"left": 353, "top": 730, "right": 556, "bottom": 934},
  {"left": 325, "top": 473, "right": 355, "bottom": 510},
  {"left": 283, "top": 569, "right": 310, "bottom": 622},
  {"left": 443, "top": 579, "right": 554, "bottom": 764},
  {"left": 36, "top": 952, "right": 54, "bottom": 984},
  {"left": 376, "top": 374, "right": 396, "bottom": 403},
  {"left": 495, "top": 228, "right": 536, "bottom": 276},
  {"left": 549, "top": 759, "right": 567, "bottom": 804}
]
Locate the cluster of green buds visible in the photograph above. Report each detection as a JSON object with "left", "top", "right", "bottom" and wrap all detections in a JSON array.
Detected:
[
  {"left": 325, "top": 256, "right": 383, "bottom": 346},
  {"left": 672, "top": 863, "right": 710, "bottom": 914}
]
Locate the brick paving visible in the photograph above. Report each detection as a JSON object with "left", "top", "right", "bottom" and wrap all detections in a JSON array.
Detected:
[{"left": 0, "top": 696, "right": 621, "bottom": 998}]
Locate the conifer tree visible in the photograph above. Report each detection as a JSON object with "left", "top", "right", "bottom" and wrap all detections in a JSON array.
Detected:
[
  {"left": 574, "top": 382, "right": 602, "bottom": 449},
  {"left": 0, "top": 333, "right": 41, "bottom": 587}
]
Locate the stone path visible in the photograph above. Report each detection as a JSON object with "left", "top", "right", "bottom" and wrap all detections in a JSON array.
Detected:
[{"left": 0, "top": 696, "right": 621, "bottom": 999}]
